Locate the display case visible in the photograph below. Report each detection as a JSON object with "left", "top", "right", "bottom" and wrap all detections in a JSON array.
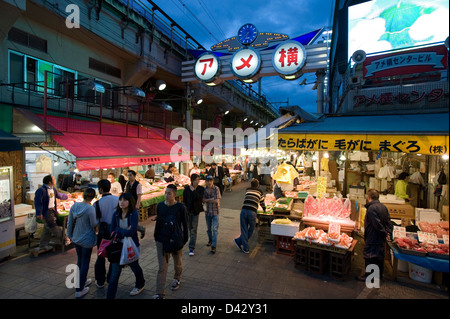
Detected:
[{"left": 0, "top": 166, "right": 16, "bottom": 259}]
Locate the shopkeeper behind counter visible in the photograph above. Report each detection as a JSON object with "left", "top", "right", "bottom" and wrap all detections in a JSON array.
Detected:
[{"left": 395, "top": 172, "right": 413, "bottom": 202}]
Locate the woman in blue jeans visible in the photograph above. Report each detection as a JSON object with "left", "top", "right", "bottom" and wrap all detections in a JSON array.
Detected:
[
  {"left": 107, "top": 193, "right": 145, "bottom": 299},
  {"left": 67, "top": 188, "right": 97, "bottom": 298}
]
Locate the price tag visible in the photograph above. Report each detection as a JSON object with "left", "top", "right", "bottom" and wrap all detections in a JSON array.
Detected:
[
  {"left": 317, "top": 176, "right": 327, "bottom": 199},
  {"left": 417, "top": 231, "right": 439, "bottom": 245},
  {"left": 328, "top": 222, "right": 341, "bottom": 235},
  {"left": 443, "top": 235, "right": 449, "bottom": 245},
  {"left": 392, "top": 226, "right": 406, "bottom": 239}
]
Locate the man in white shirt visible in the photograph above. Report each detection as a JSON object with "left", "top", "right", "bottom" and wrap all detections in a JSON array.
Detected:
[{"left": 108, "top": 172, "right": 123, "bottom": 197}]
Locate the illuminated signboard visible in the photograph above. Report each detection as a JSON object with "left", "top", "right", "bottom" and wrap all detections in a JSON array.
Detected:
[
  {"left": 194, "top": 53, "right": 220, "bottom": 82},
  {"left": 348, "top": 0, "right": 449, "bottom": 58},
  {"left": 272, "top": 40, "right": 306, "bottom": 78},
  {"left": 230, "top": 48, "right": 261, "bottom": 79}
]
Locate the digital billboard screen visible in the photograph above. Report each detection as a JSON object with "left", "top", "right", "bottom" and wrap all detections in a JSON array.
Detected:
[{"left": 348, "top": 0, "right": 449, "bottom": 59}]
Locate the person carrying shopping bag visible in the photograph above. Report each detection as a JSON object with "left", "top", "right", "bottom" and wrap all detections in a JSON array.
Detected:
[
  {"left": 107, "top": 193, "right": 145, "bottom": 299},
  {"left": 67, "top": 188, "right": 97, "bottom": 299}
]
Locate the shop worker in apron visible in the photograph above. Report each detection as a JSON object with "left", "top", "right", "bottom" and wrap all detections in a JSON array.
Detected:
[
  {"left": 124, "top": 170, "right": 146, "bottom": 239},
  {"left": 34, "top": 174, "right": 69, "bottom": 250}
]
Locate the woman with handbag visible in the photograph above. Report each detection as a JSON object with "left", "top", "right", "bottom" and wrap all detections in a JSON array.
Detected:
[
  {"left": 67, "top": 188, "right": 97, "bottom": 299},
  {"left": 107, "top": 192, "right": 145, "bottom": 299}
]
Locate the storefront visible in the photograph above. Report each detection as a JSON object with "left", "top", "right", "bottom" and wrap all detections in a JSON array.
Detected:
[{"left": 266, "top": 111, "right": 449, "bottom": 282}]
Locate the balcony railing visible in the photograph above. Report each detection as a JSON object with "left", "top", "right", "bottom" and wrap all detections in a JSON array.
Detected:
[{"left": 0, "top": 73, "right": 183, "bottom": 138}]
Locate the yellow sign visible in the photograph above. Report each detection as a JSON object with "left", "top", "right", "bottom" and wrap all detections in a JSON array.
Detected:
[
  {"left": 278, "top": 133, "right": 449, "bottom": 155},
  {"left": 317, "top": 176, "right": 327, "bottom": 199}
]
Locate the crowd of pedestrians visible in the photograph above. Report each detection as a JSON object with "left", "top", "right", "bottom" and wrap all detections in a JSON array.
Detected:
[{"left": 33, "top": 161, "right": 265, "bottom": 300}]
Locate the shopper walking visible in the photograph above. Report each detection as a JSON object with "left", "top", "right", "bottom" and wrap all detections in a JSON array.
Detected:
[
  {"left": 182, "top": 174, "right": 205, "bottom": 256},
  {"left": 107, "top": 193, "right": 145, "bottom": 299},
  {"left": 34, "top": 174, "right": 69, "bottom": 250},
  {"left": 94, "top": 179, "right": 119, "bottom": 288},
  {"left": 153, "top": 184, "right": 188, "bottom": 299},
  {"left": 203, "top": 175, "right": 221, "bottom": 254},
  {"left": 357, "top": 189, "right": 393, "bottom": 283},
  {"left": 234, "top": 179, "right": 266, "bottom": 254},
  {"left": 67, "top": 188, "right": 97, "bottom": 298}
]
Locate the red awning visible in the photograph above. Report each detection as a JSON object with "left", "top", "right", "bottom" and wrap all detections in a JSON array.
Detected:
[{"left": 40, "top": 116, "right": 190, "bottom": 170}]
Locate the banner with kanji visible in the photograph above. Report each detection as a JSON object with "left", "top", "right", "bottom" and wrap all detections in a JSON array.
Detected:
[{"left": 278, "top": 133, "right": 449, "bottom": 155}]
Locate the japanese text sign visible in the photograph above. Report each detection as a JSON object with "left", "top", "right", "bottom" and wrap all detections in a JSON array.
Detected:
[
  {"left": 277, "top": 133, "right": 449, "bottom": 156},
  {"left": 231, "top": 48, "right": 261, "bottom": 79},
  {"left": 392, "top": 226, "right": 406, "bottom": 240},
  {"left": 363, "top": 44, "right": 447, "bottom": 79},
  {"left": 272, "top": 40, "right": 306, "bottom": 75},
  {"left": 417, "top": 231, "right": 439, "bottom": 245},
  {"left": 317, "top": 176, "right": 327, "bottom": 199},
  {"left": 194, "top": 53, "right": 220, "bottom": 82}
]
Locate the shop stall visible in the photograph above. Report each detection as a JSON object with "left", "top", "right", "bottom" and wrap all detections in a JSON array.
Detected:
[{"left": 274, "top": 110, "right": 449, "bottom": 283}]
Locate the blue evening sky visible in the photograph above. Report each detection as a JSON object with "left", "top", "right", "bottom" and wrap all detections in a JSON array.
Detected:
[{"left": 152, "top": 0, "right": 335, "bottom": 114}]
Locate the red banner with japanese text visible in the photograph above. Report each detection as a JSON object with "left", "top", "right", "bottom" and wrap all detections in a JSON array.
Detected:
[{"left": 363, "top": 44, "right": 447, "bottom": 79}]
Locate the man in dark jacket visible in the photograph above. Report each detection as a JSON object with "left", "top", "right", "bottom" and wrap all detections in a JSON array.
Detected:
[
  {"left": 34, "top": 175, "right": 69, "bottom": 250},
  {"left": 358, "top": 189, "right": 392, "bottom": 282},
  {"left": 182, "top": 174, "right": 205, "bottom": 256}
]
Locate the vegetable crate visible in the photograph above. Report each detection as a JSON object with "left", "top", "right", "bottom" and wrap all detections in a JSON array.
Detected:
[
  {"left": 258, "top": 224, "right": 275, "bottom": 244},
  {"left": 276, "top": 236, "right": 295, "bottom": 256},
  {"left": 139, "top": 207, "right": 148, "bottom": 222},
  {"left": 329, "top": 251, "right": 352, "bottom": 280},
  {"left": 308, "top": 247, "right": 328, "bottom": 275},
  {"left": 294, "top": 245, "right": 309, "bottom": 270}
]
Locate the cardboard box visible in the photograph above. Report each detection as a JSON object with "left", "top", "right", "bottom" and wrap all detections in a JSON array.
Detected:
[{"left": 384, "top": 203, "right": 415, "bottom": 220}]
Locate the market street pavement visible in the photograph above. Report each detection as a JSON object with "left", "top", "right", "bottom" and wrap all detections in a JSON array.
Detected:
[{"left": 0, "top": 181, "right": 448, "bottom": 300}]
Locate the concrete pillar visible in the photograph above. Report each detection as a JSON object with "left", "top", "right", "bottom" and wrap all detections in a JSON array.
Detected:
[{"left": 316, "top": 70, "right": 326, "bottom": 114}]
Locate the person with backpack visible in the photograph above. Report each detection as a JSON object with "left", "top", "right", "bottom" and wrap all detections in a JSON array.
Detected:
[
  {"left": 203, "top": 175, "right": 221, "bottom": 254},
  {"left": 94, "top": 179, "right": 119, "bottom": 289},
  {"left": 153, "top": 184, "right": 188, "bottom": 299},
  {"left": 182, "top": 174, "right": 205, "bottom": 256},
  {"left": 67, "top": 188, "right": 97, "bottom": 298},
  {"left": 107, "top": 193, "right": 145, "bottom": 299}
]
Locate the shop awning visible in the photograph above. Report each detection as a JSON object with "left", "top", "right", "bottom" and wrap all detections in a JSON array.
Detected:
[
  {"left": 39, "top": 115, "right": 189, "bottom": 170},
  {"left": 0, "top": 129, "right": 22, "bottom": 152},
  {"left": 222, "top": 112, "right": 297, "bottom": 151},
  {"left": 278, "top": 113, "right": 449, "bottom": 155}
]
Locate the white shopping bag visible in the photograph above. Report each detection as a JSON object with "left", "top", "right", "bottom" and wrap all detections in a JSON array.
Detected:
[
  {"left": 120, "top": 237, "right": 140, "bottom": 265},
  {"left": 24, "top": 213, "right": 37, "bottom": 233}
]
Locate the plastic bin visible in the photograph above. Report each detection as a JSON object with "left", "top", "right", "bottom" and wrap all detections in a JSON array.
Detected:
[{"left": 408, "top": 262, "right": 432, "bottom": 284}]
